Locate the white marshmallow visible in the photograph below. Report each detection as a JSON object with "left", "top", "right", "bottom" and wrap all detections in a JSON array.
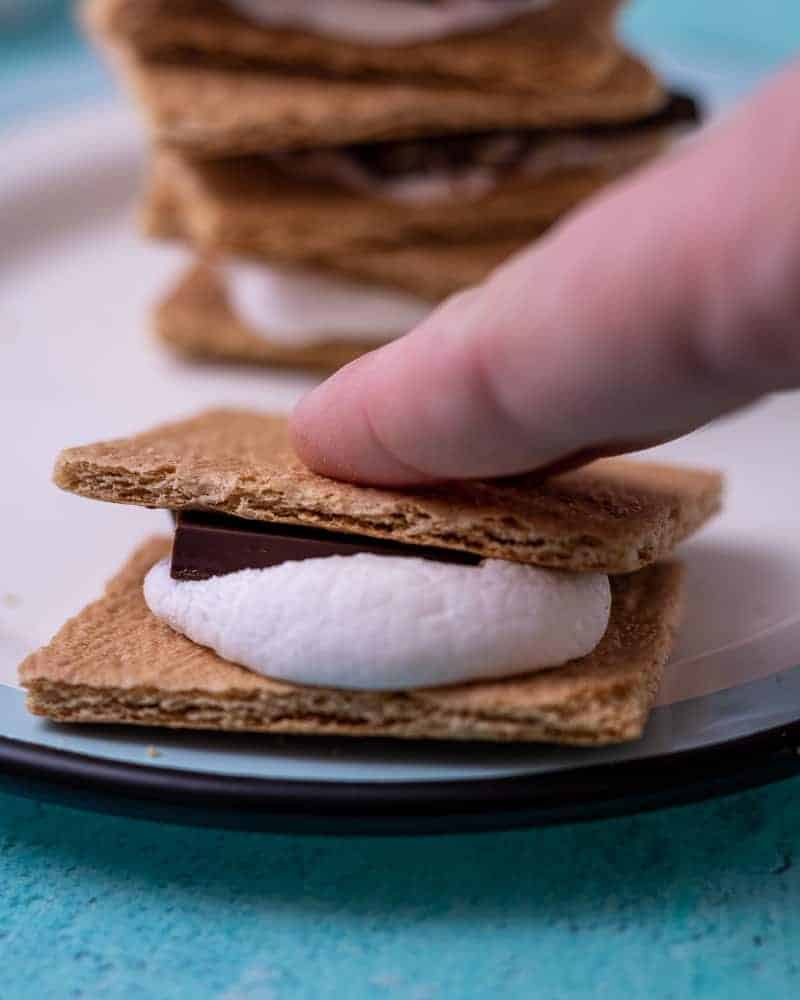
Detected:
[
  {"left": 224, "top": 258, "right": 431, "bottom": 347},
  {"left": 144, "top": 554, "right": 611, "bottom": 691},
  {"left": 226, "top": 1, "right": 552, "bottom": 46}
]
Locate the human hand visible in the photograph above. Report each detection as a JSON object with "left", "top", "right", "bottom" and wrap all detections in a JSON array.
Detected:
[{"left": 291, "top": 62, "right": 800, "bottom": 485}]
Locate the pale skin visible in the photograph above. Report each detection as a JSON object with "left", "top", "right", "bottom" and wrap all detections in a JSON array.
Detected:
[{"left": 291, "top": 62, "right": 800, "bottom": 485}]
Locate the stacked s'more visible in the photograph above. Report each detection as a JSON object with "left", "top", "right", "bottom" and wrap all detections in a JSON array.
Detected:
[
  {"left": 21, "top": 411, "right": 723, "bottom": 745},
  {"left": 85, "top": 0, "right": 699, "bottom": 371}
]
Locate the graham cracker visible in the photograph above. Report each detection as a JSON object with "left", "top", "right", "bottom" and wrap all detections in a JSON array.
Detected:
[
  {"left": 330, "top": 235, "right": 533, "bottom": 300},
  {"left": 144, "top": 172, "right": 534, "bottom": 297},
  {"left": 85, "top": 0, "right": 622, "bottom": 95},
  {"left": 142, "top": 150, "right": 645, "bottom": 261},
  {"left": 53, "top": 410, "right": 723, "bottom": 574},
  {"left": 20, "top": 536, "right": 684, "bottom": 746},
  {"left": 154, "top": 242, "right": 531, "bottom": 369},
  {"left": 115, "top": 47, "right": 664, "bottom": 155}
]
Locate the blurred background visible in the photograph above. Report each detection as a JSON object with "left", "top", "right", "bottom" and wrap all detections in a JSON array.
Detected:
[{"left": 1, "top": 0, "right": 799, "bottom": 130}]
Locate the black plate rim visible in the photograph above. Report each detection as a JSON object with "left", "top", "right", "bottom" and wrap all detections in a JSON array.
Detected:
[{"left": 2, "top": 716, "right": 800, "bottom": 835}]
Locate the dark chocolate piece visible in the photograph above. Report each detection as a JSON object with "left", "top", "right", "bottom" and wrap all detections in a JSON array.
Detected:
[
  {"left": 269, "top": 91, "right": 701, "bottom": 189},
  {"left": 170, "top": 511, "right": 481, "bottom": 580},
  {"left": 348, "top": 92, "right": 701, "bottom": 179}
]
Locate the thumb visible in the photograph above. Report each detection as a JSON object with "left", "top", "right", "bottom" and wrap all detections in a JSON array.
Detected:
[{"left": 291, "top": 62, "right": 800, "bottom": 485}]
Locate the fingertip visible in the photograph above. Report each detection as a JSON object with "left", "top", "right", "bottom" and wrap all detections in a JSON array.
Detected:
[
  {"left": 289, "top": 368, "right": 351, "bottom": 477},
  {"left": 289, "top": 350, "right": 437, "bottom": 485},
  {"left": 288, "top": 395, "right": 334, "bottom": 477}
]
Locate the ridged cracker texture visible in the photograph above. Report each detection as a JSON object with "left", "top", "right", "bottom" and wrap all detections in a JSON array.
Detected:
[
  {"left": 329, "top": 236, "right": 533, "bottom": 300},
  {"left": 143, "top": 184, "right": 533, "bottom": 299},
  {"left": 112, "top": 46, "right": 664, "bottom": 156},
  {"left": 84, "top": 0, "right": 624, "bottom": 95},
  {"left": 20, "top": 536, "right": 684, "bottom": 746},
  {"left": 143, "top": 148, "right": 650, "bottom": 261},
  {"left": 53, "top": 410, "right": 723, "bottom": 574},
  {"left": 144, "top": 170, "right": 535, "bottom": 297}
]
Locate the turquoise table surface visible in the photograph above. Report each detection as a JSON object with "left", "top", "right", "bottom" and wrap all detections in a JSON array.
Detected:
[{"left": 2, "top": 3, "right": 800, "bottom": 998}]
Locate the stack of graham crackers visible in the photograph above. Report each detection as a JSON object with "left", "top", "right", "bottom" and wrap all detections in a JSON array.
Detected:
[{"left": 85, "top": 0, "right": 698, "bottom": 371}]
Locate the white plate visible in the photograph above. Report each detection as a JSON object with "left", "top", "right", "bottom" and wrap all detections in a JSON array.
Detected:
[{"left": 1, "top": 89, "right": 800, "bottom": 820}]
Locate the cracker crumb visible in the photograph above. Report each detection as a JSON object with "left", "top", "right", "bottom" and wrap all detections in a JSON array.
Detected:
[
  {"left": 2, "top": 594, "right": 22, "bottom": 609},
  {"left": 146, "top": 745, "right": 161, "bottom": 759}
]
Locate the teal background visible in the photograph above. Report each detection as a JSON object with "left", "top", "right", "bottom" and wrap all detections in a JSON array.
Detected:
[{"left": 2, "top": 2, "right": 800, "bottom": 997}]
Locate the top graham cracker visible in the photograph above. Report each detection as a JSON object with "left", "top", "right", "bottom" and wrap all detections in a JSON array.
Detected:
[{"left": 53, "top": 410, "right": 723, "bottom": 573}]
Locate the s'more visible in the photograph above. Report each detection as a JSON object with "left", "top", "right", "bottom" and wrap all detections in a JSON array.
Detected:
[
  {"left": 83, "top": 0, "right": 701, "bottom": 370},
  {"left": 20, "top": 411, "right": 723, "bottom": 745}
]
